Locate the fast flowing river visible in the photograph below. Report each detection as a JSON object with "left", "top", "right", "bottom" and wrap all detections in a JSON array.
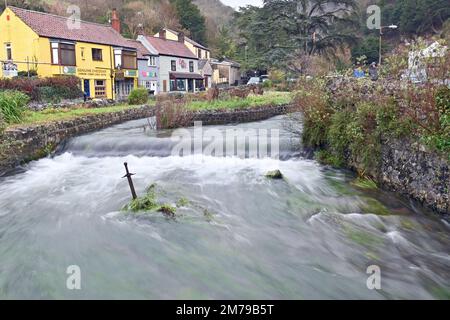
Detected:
[{"left": 0, "top": 115, "right": 449, "bottom": 299}]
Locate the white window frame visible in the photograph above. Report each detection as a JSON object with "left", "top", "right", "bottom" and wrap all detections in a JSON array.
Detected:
[
  {"left": 114, "top": 48, "right": 122, "bottom": 69},
  {"left": 51, "top": 42, "right": 59, "bottom": 64},
  {"left": 147, "top": 56, "right": 156, "bottom": 67}
]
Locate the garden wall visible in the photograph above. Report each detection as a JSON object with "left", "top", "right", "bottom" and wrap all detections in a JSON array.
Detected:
[
  {"left": 379, "top": 138, "right": 449, "bottom": 214},
  {"left": 324, "top": 78, "right": 449, "bottom": 214},
  {"left": 0, "top": 106, "right": 155, "bottom": 175},
  {"left": 190, "top": 104, "right": 297, "bottom": 126}
]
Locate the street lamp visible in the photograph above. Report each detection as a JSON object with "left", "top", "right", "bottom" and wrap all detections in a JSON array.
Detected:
[{"left": 379, "top": 25, "right": 398, "bottom": 66}]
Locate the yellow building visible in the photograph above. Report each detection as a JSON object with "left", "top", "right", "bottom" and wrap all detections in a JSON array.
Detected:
[{"left": 0, "top": 6, "right": 138, "bottom": 100}]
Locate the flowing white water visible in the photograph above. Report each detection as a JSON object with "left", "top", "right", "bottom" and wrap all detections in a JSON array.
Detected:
[{"left": 0, "top": 115, "right": 448, "bottom": 299}]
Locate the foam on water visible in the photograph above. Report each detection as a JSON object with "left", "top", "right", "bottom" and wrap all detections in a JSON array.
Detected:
[{"left": 0, "top": 115, "right": 449, "bottom": 299}]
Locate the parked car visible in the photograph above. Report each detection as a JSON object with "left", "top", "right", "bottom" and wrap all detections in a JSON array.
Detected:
[
  {"left": 260, "top": 75, "right": 269, "bottom": 82},
  {"left": 247, "top": 77, "right": 261, "bottom": 85}
]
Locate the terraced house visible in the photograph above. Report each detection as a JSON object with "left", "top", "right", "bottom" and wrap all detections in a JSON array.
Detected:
[{"left": 0, "top": 6, "right": 138, "bottom": 100}]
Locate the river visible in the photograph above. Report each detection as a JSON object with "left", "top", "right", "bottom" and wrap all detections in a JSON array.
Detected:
[{"left": 0, "top": 115, "right": 449, "bottom": 299}]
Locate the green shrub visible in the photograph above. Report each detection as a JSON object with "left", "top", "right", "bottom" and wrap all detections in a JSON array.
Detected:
[
  {"left": 128, "top": 88, "right": 149, "bottom": 105},
  {"left": 0, "top": 76, "right": 82, "bottom": 101},
  {"left": 17, "top": 70, "right": 38, "bottom": 77},
  {"left": 315, "top": 150, "right": 343, "bottom": 167},
  {"left": 0, "top": 90, "right": 29, "bottom": 124},
  {"left": 262, "top": 80, "right": 273, "bottom": 88}
]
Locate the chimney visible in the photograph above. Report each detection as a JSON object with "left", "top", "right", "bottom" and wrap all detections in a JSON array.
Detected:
[
  {"left": 159, "top": 29, "right": 166, "bottom": 39},
  {"left": 111, "top": 8, "right": 121, "bottom": 34},
  {"left": 178, "top": 32, "right": 185, "bottom": 43}
]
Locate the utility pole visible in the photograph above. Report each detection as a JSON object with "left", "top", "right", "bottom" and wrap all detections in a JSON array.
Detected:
[{"left": 379, "top": 25, "right": 398, "bottom": 66}]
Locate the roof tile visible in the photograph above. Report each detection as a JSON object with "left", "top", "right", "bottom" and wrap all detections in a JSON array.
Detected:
[
  {"left": 9, "top": 6, "right": 134, "bottom": 49},
  {"left": 144, "top": 36, "right": 197, "bottom": 59}
]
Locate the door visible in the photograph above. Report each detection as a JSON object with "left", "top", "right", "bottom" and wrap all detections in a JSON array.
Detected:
[
  {"left": 83, "top": 79, "right": 90, "bottom": 98},
  {"left": 205, "top": 77, "right": 209, "bottom": 88},
  {"left": 188, "top": 79, "right": 194, "bottom": 92},
  {"left": 163, "top": 80, "right": 167, "bottom": 92}
]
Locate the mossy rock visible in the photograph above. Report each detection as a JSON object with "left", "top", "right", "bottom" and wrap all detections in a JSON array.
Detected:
[
  {"left": 265, "top": 170, "right": 284, "bottom": 180},
  {"left": 122, "top": 184, "right": 177, "bottom": 218},
  {"left": 158, "top": 204, "right": 177, "bottom": 217}
]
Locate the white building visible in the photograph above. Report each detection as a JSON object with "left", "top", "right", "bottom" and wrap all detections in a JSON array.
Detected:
[{"left": 137, "top": 32, "right": 203, "bottom": 93}]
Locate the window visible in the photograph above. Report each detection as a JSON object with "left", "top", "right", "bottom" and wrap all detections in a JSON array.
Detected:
[
  {"left": 5, "top": 43, "right": 12, "bottom": 60},
  {"left": 147, "top": 56, "right": 156, "bottom": 67},
  {"left": 51, "top": 42, "right": 59, "bottom": 64},
  {"left": 114, "top": 49, "right": 122, "bottom": 68},
  {"left": 197, "top": 49, "right": 201, "bottom": 59},
  {"left": 81, "top": 47, "right": 85, "bottom": 60},
  {"left": 51, "top": 42, "right": 76, "bottom": 66},
  {"left": 177, "top": 79, "right": 186, "bottom": 91},
  {"left": 60, "top": 43, "right": 76, "bottom": 66},
  {"left": 189, "top": 61, "right": 194, "bottom": 73},
  {"left": 92, "top": 48, "right": 103, "bottom": 61},
  {"left": 94, "top": 80, "right": 106, "bottom": 98},
  {"left": 171, "top": 60, "right": 176, "bottom": 72},
  {"left": 170, "top": 80, "right": 176, "bottom": 91},
  {"left": 121, "top": 50, "right": 137, "bottom": 69}
]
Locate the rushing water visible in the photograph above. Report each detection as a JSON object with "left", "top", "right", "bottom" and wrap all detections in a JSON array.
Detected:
[{"left": 0, "top": 115, "right": 449, "bottom": 299}]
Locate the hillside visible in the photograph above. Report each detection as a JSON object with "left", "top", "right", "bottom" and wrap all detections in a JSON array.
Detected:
[{"left": 193, "top": 0, "right": 235, "bottom": 27}]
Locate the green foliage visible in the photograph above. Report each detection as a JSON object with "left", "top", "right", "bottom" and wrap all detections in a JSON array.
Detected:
[
  {"left": 0, "top": 76, "right": 82, "bottom": 101},
  {"left": 0, "top": 0, "right": 47, "bottom": 13},
  {"left": 298, "top": 76, "right": 450, "bottom": 176},
  {"left": 351, "top": 36, "right": 385, "bottom": 64},
  {"left": 213, "top": 26, "right": 236, "bottom": 59},
  {"left": 315, "top": 150, "right": 343, "bottom": 167},
  {"left": 186, "top": 91, "right": 292, "bottom": 111},
  {"left": 123, "top": 184, "right": 177, "bottom": 217},
  {"left": 234, "top": 0, "right": 358, "bottom": 71},
  {"left": 0, "top": 90, "right": 29, "bottom": 124},
  {"left": 384, "top": 0, "right": 450, "bottom": 36},
  {"left": 295, "top": 78, "right": 332, "bottom": 147},
  {"left": 128, "top": 88, "right": 149, "bottom": 105},
  {"left": 424, "top": 86, "right": 450, "bottom": 156},
  {"left": 17, "top": 70, "right": 38, "bottom": 78},
  {"left": 172, "top": 0, "right": 207, "bottom": 44},
  {"left": 351, "top": 178, "right": 378, "bottom": 190},
  {"left": 262, "top": 80, "right": 273, "bottom": 88},
  {"left": 38, "top": 85, "right": 82, "bottom": 103}
]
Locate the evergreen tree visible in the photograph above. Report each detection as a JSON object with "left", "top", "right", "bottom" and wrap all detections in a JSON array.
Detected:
[{"left": 171, "top": 0, "right": 207, "bottom": 45}]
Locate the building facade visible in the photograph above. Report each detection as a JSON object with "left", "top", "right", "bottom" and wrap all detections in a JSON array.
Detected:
[
  {"left": 137, "top": 34, "right": 202, "bottom": 93},
  {"left": 0, "top": 6, "right": 138, "bottom": 100},
  {"left": 129, "top": 40, "right": 159, "bottom": 95},
  {"left": 211, "top": 58, "right": 242, "bottom": 87}
]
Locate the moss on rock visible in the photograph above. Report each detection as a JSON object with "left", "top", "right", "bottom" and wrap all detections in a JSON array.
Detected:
[{"left": 265, "top": 170, "right": 284, "bottom": 180}]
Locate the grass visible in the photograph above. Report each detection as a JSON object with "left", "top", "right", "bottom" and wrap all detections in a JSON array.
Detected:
[
  {"left": 4, "top": 91, "right": 291, "bottom": 128},
  {"left": 185, "top": 91, "right": 292, "bottom": 111},
  {"left": 9, "top": 104, "right": 147, "bottom": 127}
]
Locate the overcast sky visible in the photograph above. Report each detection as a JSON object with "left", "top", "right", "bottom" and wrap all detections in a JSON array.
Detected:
[{"left": 220, "top": 0, "right": 264, "bottom": 9}]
